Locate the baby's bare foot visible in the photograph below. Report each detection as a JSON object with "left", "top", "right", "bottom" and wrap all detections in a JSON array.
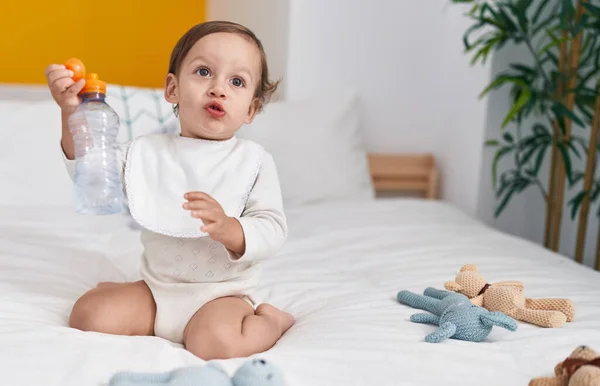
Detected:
[{"left": 256, "top": 303, "right": 295, "bottom": 335}]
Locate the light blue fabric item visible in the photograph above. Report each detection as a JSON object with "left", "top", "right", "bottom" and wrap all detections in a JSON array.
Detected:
[
  {"left": 109, "top": 358, "right": 285, "bottom": 386},
  {"left": 397, "top": 287, "right": 518, "bottom": 343}
]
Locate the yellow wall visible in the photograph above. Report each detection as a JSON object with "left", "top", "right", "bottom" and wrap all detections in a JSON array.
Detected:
[{"left": 0, "top": 1, "right": 206, "bottom": 88}]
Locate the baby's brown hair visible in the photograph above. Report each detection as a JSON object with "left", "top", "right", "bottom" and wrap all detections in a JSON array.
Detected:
[{"left": 168, "top": 21, "right": 279, "bottom": 115}]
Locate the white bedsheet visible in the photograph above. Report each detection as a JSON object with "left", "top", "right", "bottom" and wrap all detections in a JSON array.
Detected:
[{"left": 1, "top": 199, "right": 599, "bottom": 386}]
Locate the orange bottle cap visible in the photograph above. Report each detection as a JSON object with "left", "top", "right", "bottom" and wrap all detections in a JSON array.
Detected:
[{"left": 81, "top": 73, "right": 107, "bottom": 95}]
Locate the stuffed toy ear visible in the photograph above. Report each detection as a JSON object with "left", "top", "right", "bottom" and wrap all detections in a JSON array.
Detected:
[
  {"left": 444, "top": 281, "right": 462, "bottom": 292},
  {"left": 553, "top": 361, "right": 565, "bottom": 376},
  {"left": 460, "top": 264, "right": 478, "bottom": 272}
]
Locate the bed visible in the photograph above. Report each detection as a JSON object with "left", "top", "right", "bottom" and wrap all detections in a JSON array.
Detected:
[{"left": 1, "top": 85, "right": 600, "bottom": 386}]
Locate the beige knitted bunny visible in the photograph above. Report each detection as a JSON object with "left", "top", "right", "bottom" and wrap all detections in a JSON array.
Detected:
[
  {"left": 444, "top": 264, "right": 574, "bottom": 328},
  {"left": 529, "top": 345, "right": 600, "bottom": 386}
]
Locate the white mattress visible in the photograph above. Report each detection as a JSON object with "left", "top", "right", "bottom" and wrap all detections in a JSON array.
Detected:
[{"left": 1, "top": 199, "right": 600, "bottom": 386}]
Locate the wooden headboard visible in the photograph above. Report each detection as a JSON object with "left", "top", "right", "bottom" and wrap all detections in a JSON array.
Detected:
[{"left": 367, "top": 153, "right": 438, "bottom": 199}]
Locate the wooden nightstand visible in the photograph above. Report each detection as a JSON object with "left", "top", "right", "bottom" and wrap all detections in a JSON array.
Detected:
[{"left": 367, "top": 153, "right": 438, "bottom": 199}]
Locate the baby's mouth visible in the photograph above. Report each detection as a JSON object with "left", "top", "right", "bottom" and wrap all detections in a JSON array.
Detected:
[{"left": 205, "top": 102, "right": 226, "bottom": 118}]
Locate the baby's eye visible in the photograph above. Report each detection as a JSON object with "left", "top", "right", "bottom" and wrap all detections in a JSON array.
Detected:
[
  {"left": 196, "top": 68, "right": 210, "bottom": 77},
  {"left": 230, "top": 77, "right": 244, "bottom": 88}
]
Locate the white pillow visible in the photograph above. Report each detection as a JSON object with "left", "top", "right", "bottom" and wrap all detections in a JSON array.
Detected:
[
  {"left": 0, "top": 84, "right": 179, "bottom": 209},
  {"left": 237, "top": 91, "right": 375, "bottom": 208},
  {"left": 105, "top": 84, "right": 180, "bottom": 143},
  {"left": 0, "top": 100, "right": 73, "bottom": 207}
]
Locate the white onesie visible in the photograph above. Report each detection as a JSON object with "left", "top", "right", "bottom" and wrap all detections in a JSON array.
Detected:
[{"left": 61, "top": 133, "right": 288, "bottom": 344}]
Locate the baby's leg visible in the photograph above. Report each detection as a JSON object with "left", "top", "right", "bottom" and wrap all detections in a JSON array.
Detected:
[
  {"left": 183, "top": 297, "right": 294, "bottom": 360},
  {"left": 69, "top": 280, "right": 156, "bottom": 336}
]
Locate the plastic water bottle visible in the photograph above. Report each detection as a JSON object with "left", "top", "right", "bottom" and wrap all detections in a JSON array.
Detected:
[{"left": 68, "top": 72, "right": 123, "bottom": 215}]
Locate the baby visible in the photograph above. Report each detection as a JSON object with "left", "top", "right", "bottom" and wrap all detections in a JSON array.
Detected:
[{"left": 44, "top": 21, "right": 295, "bottom": 360}]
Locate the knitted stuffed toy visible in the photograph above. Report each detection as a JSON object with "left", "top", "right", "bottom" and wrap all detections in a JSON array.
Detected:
[
  {"left": 109, "top": 357, "right": 286, "bottom": 386},
  {"left": 396, "top": 287, "right": 518, "bottom": 343},
  {"left": 444, "top": 264, "right": 575, "bottom": 328},
  {"left": 529, "top": 345, "right": 600, "bottom": 386}
]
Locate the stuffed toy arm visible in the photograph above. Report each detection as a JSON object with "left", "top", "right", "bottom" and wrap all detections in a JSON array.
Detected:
[
  {"left": 397, "top": 290, "right": 439, "bottom": 315},
  {"left": 480, "top": 312, "right": 518, "bottom": 332},
  {"left": 410, "top": 313, "right": 440, "bottom": 325},
  {"left": 423, "top": 287, "right": 454, "bottom": 300},
  {"left": 425, "top": 322, "right": 457, "bottom": 343}
]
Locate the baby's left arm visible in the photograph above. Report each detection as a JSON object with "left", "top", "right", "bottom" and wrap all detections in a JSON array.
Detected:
[
  {"left": 232, "top": 152, "right": 288, "bottom": 262},
  {"left": 184, "top": 152, "right": 287, "bottom": 262}
]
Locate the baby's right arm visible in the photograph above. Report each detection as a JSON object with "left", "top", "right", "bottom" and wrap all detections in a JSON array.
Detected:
[
  {"left": 45, "top": 63, "right": 130, "bottom": 195},
  {"left": 44, "top": 64, "right": 86, "bottom": 160}
]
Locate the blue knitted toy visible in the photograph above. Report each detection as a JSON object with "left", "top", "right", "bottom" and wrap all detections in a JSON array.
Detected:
[
  {"left": 397, "top": 287, "right": 518, "bottom": 343},
  {"left": 108, "top": 358, "right": 285, "bottom": 386}
]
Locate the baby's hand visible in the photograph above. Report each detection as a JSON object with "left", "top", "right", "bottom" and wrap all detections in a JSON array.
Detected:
[
  {"left": 44, "top": 64, "right": 86, "bottom": 113},
  {"left": 183, "top": 192, "right": 244, "bottom": 254}
]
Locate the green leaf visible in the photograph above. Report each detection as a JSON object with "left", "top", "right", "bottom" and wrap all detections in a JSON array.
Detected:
[
  {"left": 552, "top": 102, "right": 585, "bottom": 128},
  {"left": 495, "top": 183, "right": 517, "bottom": 218},
  {"left": 496, "top": 4, "right": 519, "bottom": 33},
  {"left": 502, "top": 88, "right": 531, "bottom": 128},
  {"left": 532, "top": 0, "right": 550, "bottom": 25},
  {"left": 537, "top": 29, "right": 568, "bottom": 57},
  {"left": 533, "top": 123, "right": 550, "bottom": 137},
  {"left": 573, "top": 13, "right": 589, "bottom": 35},
  {"left": 492, "top": 147, "right": 514, "bottom": 188},
  {"left": 534, "top": 145, "right": 548, "bottom": 175},
  {"left": 503, "top": 132, "right": 514, "bottom": 143},
  {"left": 576, "top": 102, "right": 594, "bottom": 121},
  {"left": 479, "top": 75, "right": 527, "bottom": 99},
  {"left": 480, "top": 3, "right": 499, "bottom": 22},
  {"left": 507, "top": 1, "right": 529, "bottom": 33},
  {"left": 494, "top": 177, "right": 529, "bottom": 218},
  {"left": 496, "top": 171, "right": 513, "bottom": 199},
  {"left": 577, "top": 70, "right": 599, "bottom": 96},
  {"left": 510, "top": 63, "right": 536, "bottom": 76},
  {"left": 571, "top": 136, "right": 589, "bottom": 154},
  {"left": 533, "top": 12, "right": 559, "bottom": 37},
  {"left": 583, "top": 3, "right": 600, "bottom": 18},
  {"left": 592, "top": 181, "right": 600, "bottom": 201},
  {"left": 557, "top": 143, "right": 574, "bottom": 185},
  {"left": 568, "top": 140, "right": 582, "bottom": 159},
  {"left": 463, "top": 21, "right": 485, "bottom": 50},
  {"left": 470, "top": 35, "right": 502, "bottom": 65},
  {"left": 519, "top": 143, "right": 540, "bottom": 165},
  {"left": 569, "top": 190, "right": 588, "bottom": 220},
  {"left": 560, "top": 0, "right": 574, "bottom": 28},
  {"left": 467, "top": 2, "right": 480, "bottom": 16},
  {"left": 579, "top": 31, "right": 597, "bottom": 66},
  {"left": 524, "top": 168, "right": 537, "bottom": 178},
  {"left": 544, "top": 51, "right": 559, "bottom": 67},
  {"left": 485, "top": 139, "right": 500, "bottom": 147},
  {"left": 571, "top": 171, "right": 586, "bottom": 186}
]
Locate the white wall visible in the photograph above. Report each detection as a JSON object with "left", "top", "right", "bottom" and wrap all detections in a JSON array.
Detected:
[
  {"left": 283, "top": 0, "right": 492, "bottom": 216},
  {"left": 207, "top": 0, "right": 290, "bottom": 99}
]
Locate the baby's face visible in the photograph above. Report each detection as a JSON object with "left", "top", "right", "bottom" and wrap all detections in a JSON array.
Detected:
[{"left": 166, "top": 32, "right": 262, "bottom": 140}]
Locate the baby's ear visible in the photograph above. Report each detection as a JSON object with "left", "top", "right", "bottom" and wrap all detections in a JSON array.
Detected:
[
  {"left": 460, "top": 264, "right": 478, "bottom": 272},
  {"left": 164, "top": 73, "right": 179, "bottom": 104},
  {"left": 244, "top": 98, "right": 261, "bottom": 124},
  {"left": 445, "top": 281, "right": 462, "bottom": 292}
]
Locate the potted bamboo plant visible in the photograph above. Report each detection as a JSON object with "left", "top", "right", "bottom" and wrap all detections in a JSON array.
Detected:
[{"left": 450, "top": 0, "right": 600, "bottom": 268}]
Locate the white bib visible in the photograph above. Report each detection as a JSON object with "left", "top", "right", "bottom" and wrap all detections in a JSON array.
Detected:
[{"left": 124, "top": 134, "right": 264, "bottom": 238}]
